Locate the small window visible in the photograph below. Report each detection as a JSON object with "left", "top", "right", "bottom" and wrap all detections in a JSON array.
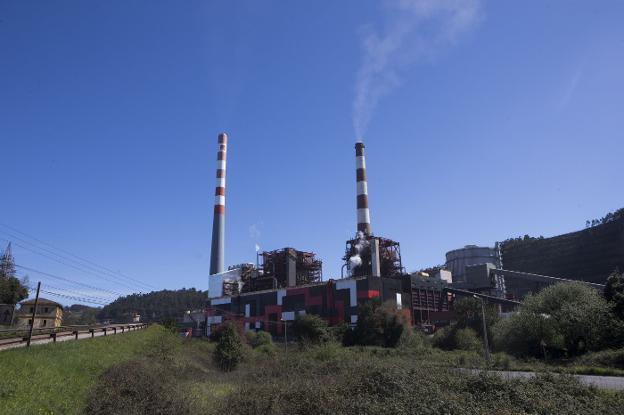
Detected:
[
  {"left": 29, "top": 307, "right": 34, "bottom": 313},
  {"left": 44, "top": 307, "right": 49, "bottom": 313},
  {"left": 28, "top": 319, "right": 32, "bottom": 325},
  {"left": 42, "top": 320, "right": 47, "bottom": 327}
]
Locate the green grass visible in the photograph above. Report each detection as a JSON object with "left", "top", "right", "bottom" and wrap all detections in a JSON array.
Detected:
[
  {"left": 2, "top": 327, "right": 624, "bottom": 414},
  {"left": 0, "top": 326, "right": 159, "bottom": 415}
]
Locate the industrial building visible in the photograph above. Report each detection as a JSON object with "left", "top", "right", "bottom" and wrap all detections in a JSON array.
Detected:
[
  {"left": 203, "top": 136, "right": 445, "bottom": 335},
  {"left": 200, "top": 132, "right": 611, "bottom": 337}
]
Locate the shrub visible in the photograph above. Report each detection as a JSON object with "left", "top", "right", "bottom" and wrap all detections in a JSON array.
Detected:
[
  {"left": 432, "top": 325, "right": 456, "bottom": 350},
  {"left": 144, "top": 324, "right": 181, "bottom": 362},
  {"left": 255, "top": 343, "right": 277, "bottom": 357},
  {"left": 246, "top": 330, "right": 273, "bottom": 348},
  {"left": 453, "top": 297, "right": 499, "bottom": 339},
  {"left": 397, "top": 328, "right": 429, "bottom": 353},
  {"left": 351, "top": 300, "right": 410, "bottom": 348},
  {"left": 214, "top": 322, "right": 244, "bottom": 371},
  {"left": 454, "top": 328, "right": 483, "bottom": 353},
  {"left": 85, "top": 359, "right": 190, "bottom": 415},
  {"left": 290, "top": 314, "right": 329, "bottom": 345},
  {"left": 352, "top": 301, "right": 383, "bottom": 346},
  {"left": 605, "top": 268, "right": 624, "bottom": 320},
  {"left": 492, "top": 282, "right": 624, "bottom": 358},
  {"left": 576, "top": 348, "right": 624, "bottom": 369}
]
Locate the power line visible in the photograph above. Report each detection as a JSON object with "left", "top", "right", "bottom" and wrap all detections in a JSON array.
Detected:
[
  {"left": 24, "top": 281, "right": 115, "bottom": 303},
  {"left": 15, "top": 263, "right": 125, "bottom": 297},
  {"left": 2, "top": 237, "right": 142, "bottom": 293},
  {"left": 38, "top": 289, "right": 109, "bottom": 306},
  {"left": 0, "top": 224, "right": 156, "bottom": 290}
]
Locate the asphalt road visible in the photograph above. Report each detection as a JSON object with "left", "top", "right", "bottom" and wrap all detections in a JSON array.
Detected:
[{"left": 460, "top": 368, "right": 624, "bottom": 391}]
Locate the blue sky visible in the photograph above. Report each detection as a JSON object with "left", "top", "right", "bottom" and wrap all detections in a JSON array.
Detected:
[{"left": 1, "top": 1, "right": 623, "bottom": 305}]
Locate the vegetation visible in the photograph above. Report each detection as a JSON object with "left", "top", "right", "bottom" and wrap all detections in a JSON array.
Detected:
[
  {"left": 98, "top": 288, "right": 207, "bottom": 323},
  {"left": 605, "top": 268, "right": 624, "bottom": 319},
  {"left": 214, "top": 322, "right": 244, "bottom": 371},
  {"left": 349, "top": 300, "right": 410, "bottom": 347},
  {"left": 586, "top": 207, "right": 624, "bottom": 228},
  {"left": 0, "top": 242, "right": 28, "bottom": 305},
  {"left": 3, "top": 323, "right": 624, "bottom": 414},
  {"left": 63, "top": 304, "right": 101, "bottom": 325},
  {"left": 0, "top": 325, "right": 165, "bottom": 414},
  {"left": 290, "top": 314, "right": 329, "bottom": 345},
  {"left": 491, "top": 283, "right": 624, "bottom": 358}
]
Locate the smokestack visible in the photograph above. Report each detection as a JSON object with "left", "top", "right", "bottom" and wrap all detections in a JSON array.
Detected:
[
  {"left": 209, "top": 133, "right": 227, "bottom": 275},
  {"left": 355, "top": 141, "right": 371, "bottom": 235}
]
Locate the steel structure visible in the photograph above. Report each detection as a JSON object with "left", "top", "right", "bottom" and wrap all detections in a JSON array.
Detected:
[{"left": 344, "top": 235, "right": 403, "bottom": 278}]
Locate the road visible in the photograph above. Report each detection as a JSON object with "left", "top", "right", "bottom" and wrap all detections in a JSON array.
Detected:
[
  {"left": 0, "top": 324, "right": 146, "bottom": 351},
  {"left": 459, "top": 368, "right": 624, "bottom": 391}
]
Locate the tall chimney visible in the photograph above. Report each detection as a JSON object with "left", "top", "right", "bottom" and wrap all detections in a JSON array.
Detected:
[
  {"left": 355, "top": 142, "right": 372, "bottom": 235},
  {"left": 209, "top": 133, "right": 227, "bottom": 275}
]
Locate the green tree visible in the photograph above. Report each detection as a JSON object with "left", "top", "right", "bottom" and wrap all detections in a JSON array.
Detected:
[
  {"left": 492, "top": 282, "right": 621, "bottom": 357},
  {"left": 290, "top": 314, "right": 329, "bottom": 345},
  {"left": 352, "top": 300, "right": 383, "bottom": 347},
  {"left": 605, "top": 268, "right": 624, "bottom": 319},
  {"left": 351, "top": 300, "right": 410, "bottom": 348},
  {"left": 0, "top": 243, "right": 28, "bottom": 305},
  {"left": 453, "top": 297, "right": 499, "bottom": 339},
  {"left": 214, "top": 322, "right": 244, "bottom": 371}
]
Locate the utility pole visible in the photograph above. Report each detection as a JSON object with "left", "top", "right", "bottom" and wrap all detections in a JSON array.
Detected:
[
  {"left": 26, "top": 281, "right": 41, "bottom": 348},
  {"left": 474, "top": 294, "right": 491, "bottom": 363},
  {"left": 281, "top": 318, "right": 287, "bottom": 352}
]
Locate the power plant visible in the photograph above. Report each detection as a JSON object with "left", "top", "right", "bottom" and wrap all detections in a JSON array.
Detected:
[{"left": 203, "top": 133, "right": 615, "bottom": 336}]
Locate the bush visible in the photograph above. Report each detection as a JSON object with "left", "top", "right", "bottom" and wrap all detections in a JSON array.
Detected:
[
  {"left": 290, "top": 314, "right": 329, "bottom": 345},
  {"left": 85, "top": 359, "right": 190, "bottom": 415},
  {"left": 576, "top": 348, "right": 624, "bottom": 369},
  {"left": 144, "top": 324, "right": 181, "bottom": 362},
  {"left": 246, "top": 330, "right": 273, "bottom": 348},
  {"left": 214, "top": 322, "right": 244, "bottom": 371},
  {"left": 221, "top": 348, "right": 624, "bottom": 415},
  {"left": 255, "top": 343, "right": 277, "bottom": 357},
  {"left": 492, "top": 282, "right": 623, "bottom": 358},
  {"left": 350, "top": 301, "right": 410, "bottom": 348},
  {"left": 454, "top": 328, "right": 483, "bottom": 353},
  {"left": 397, "top": 328, "right": 429, "bottom": 353},
  {"left": 432, "top": 326, "right": 456, "bottom": 350}
]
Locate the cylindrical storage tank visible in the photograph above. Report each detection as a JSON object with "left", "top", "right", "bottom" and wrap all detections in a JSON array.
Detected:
[{"left": 445, "top": 245, "right": 500, "bottom": 284}]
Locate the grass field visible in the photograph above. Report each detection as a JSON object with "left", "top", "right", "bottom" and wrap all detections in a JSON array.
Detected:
[
  {"left": 1, "top": 326, "right": 623, "bottom": 414},
  {"left": 0, "top": 327, "right": 158, "bottom": 414}
]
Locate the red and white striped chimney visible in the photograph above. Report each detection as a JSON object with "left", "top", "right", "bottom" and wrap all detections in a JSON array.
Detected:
[
  {"left": 355, "top": 141, "right": 372, "bottom": 235},
  {"left": 209, "top": 133, "right": 227, "bottom": 275}
]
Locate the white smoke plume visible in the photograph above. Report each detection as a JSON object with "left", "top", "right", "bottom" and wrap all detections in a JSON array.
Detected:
[
  {"left": 353, "top": 0, "right": 482, "bottom": 138},
  {"left": 348, "top": 231, "right": 370, "bottom": 272}
]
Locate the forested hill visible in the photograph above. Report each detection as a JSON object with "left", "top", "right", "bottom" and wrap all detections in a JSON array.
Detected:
[{"left": 98, "top": 288, "right": 207, "bottom": 323}]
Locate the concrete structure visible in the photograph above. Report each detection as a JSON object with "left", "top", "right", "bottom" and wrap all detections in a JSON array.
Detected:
[
  {"left": 355, "top": 142, "right": 371, "bottom": 235},
  {"left": 500, "top": 217, "right": 624, "bottom": 285},
  {"left": 210, "top": 132, "right": 228, "bottom": 275},
  {"left": 445, "top": 245, "right": 500, "bottom": 284},
  {"left": 15, "top": 298, "right": 63, "bottom": 329}
]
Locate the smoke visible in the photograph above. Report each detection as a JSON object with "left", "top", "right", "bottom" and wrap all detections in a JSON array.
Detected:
[
  {"left": 348, "top": 231, "right": 370, "bottom": 271},
  {"left": 255, "top": 243, "right": 261, "bottom": 252},
  {"left": 352, "top": 0, "right": 482, "bottom": 138}
]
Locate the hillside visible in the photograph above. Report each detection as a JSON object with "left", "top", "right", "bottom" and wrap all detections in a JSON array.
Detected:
[{"left": 98, "top": 288, "right": 207, "bottom": 323}]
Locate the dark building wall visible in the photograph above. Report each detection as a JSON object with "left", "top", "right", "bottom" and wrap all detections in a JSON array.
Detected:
[
  {"left": 207, "top": 277, "right": 393, "bottom": 335},
  {"left": 501, "top": 217, "right": 624, "bottom": 284}
]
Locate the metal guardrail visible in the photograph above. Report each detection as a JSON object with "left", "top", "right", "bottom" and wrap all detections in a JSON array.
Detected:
[{"left": 0, "top": 323, "right": 148, "bottom": 348}]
